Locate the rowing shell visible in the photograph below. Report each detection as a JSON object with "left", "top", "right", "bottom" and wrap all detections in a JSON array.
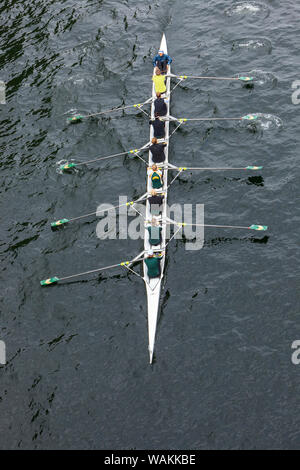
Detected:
[{"left": 143, "top": 34, "right": 170, "bottom": 364}]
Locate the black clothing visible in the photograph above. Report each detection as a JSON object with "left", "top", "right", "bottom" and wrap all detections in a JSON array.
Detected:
[
  {"left": 156, "top": 60, "right": 168, "bottom": 73},
  {"left": 149, "top": 143, "right": 167, "bottom": 163},
  {"left": 148, "top": 195, "right": 164, "bottom": 214},
  {"left": 149, "top": 118, "right": 165, "bottom": 139},
  {"left": 154, "top": 97, "right": 167, "bottom": 116}
]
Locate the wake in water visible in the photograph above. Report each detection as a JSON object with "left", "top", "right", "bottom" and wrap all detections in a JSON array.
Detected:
[
  {"left": 254, "top": 114, "right": 283, "bottom": 130},
  {"left": 239, "top": 113, "right": 283, "bottom": 136},
  {"left": 225, "top": 2, "right": 269, "bottom": 19},
  {"left": 232, "top": 37, "right": 272, "bottom": 55},
  {"left": 248, "top": 70, "right": 277, "bottom": 88},
  {"left": 236, "top": 70, "right": 278, "bottom": 89},
  {"left": 56, "top": 159, "right": 79, "bottom": 174}
]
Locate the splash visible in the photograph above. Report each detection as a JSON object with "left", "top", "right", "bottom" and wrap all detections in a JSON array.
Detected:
[
  {"left": 235, "top": 70, "right": 278, "bottom": 89},
  {"left": 62, "top": 108, "right": 77, "bottom": 116},
  {"left": 239, "top": 113, "right": 283, "bottom": 136},
  {"left": 232, "top": 38, "right": 272, "bottom": 54},
  {"left": 56, "top": 159, "right": 78, "bottom": 174},
  {"left": 247, "top": 70, "right": 278, "bottom": 88},
  {"left": 225, "top": 2, "right": 269, "bottom": 19},
  {"left": 254, "top": 113, "right": 283, "bottom": 130}
]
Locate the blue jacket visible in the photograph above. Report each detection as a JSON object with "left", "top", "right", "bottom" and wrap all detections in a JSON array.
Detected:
[{"left": 152, "top": 54, "right": 172, "bottom": 67}]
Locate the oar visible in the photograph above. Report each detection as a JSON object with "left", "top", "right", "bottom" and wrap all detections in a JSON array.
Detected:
[
  {"left": 59, "top": 146, "right": 149, "bottom": 171},
  {"left": 67, "top": 97, "right": 152, "bottom": 123},
  {"left": 50, "top": 194, "right": 147, "bottom": 228},
  {"left": 174, "top": 114, "right": 258, "bottom": 123},
  {"left": 168, "top": 166, "right": 263, "bottom": 171},
  {"left": 40, "top": 257, "right": 144, "bottom": 286},
  {"left": 166, "top": 218, "right": 268, "bottom": 231},
  {"left": 168, "top": 73, "right": 254, "bottom": 82}
]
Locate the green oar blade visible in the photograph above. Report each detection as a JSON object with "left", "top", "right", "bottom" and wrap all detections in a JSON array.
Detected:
[
  {"left": 40, "top": 277, "right": 60, "bottom": 286},
  {"left": 249, "top": 224, "right": 268, "bottom": 231},
  {"left": 246, "top": 166, "right": 263, "bottom": 170},
  {"left": 242, "top": 114, "right": 258, "bottom": 120},
  {"left": 60, "top": 163, "right": 76, "bottom": 171},
  {"left": 68, "top": 115, "right": 84, "bottom": 123},
  {"left": 51, "top": 218, "right": 69, "bottom": 228},
  {"left": 239, "top": 76, "right": 254, "bottom": 81}
]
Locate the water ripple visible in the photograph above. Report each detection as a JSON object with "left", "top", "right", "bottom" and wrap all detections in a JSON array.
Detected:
[{"left": 225, "top": 2, "right": 270, "bottom": 20}]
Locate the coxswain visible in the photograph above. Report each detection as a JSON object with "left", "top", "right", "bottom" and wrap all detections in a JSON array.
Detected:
[
  {"left": 154, "top": 92, "right": 167, "bottom": 117},
  {"left": 147, "top": 217, "right": 162, "bottom": 246},
  {"left": 149, "top": 137, "right": 167, "bottom": 163},
  {"left": 149, "top": 164, "right": 163, "bottom": 189},
  {"left": 152, "top": 69, "right": 167, "bottom": 95},
  {"left": 144, "top": 250, "right": 162, "bottom": 279},
  {"left": 148, "top": 189, "right": 164, "bottom": 215},
  {"left": 152, "top": 50, "right": 172, "bottom": 74},
  {"left": 149, "top": 113, "right": 165, "bottom": 139}
]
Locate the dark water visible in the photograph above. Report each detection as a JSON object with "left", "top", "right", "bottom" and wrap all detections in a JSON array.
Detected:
[{"left": 0, "top": 0, "right": 299, "bottom": 450}]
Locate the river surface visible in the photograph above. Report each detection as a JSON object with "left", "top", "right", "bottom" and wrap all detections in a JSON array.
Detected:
[{"left": 0, "top": 0, "right": 299, "bottom": 450}]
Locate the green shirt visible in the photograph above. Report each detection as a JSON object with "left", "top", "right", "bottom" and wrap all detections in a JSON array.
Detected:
[
  {"left": 151, "top": 171, "right": 163, "bottom": 189},
  {"left": 147, "top": 226, "right": 162, "bottom": 246},
  {"left": 144, "top": 257, "right": 161, "bottom": 278}
]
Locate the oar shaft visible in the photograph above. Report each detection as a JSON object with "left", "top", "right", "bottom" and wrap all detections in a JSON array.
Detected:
[
  {"left": 177, "top": 167, "right": 247, "bottom": 170},
  {"left": 51, "top": 256, "right": 145, "bottom": 283},
  {"left": 184, "top": 224, "right": 250, "bottom": 229},
  {"left": 87, "top": 104, "right": 135, "bottom": 117},
  {"left": 168, "top": 74, "right": 252, "bottom": 81},
  {"left": 61, "top": 194, "right": 148, "bottom": 224},
  {"left": 166, "top": 218, "right": 251, "bottom": 230},
  {"left": 69, "top": 211, "right": 98, "bottom": 222},
  {"left": 59, "top": 263, "right": 122, "bottom": 281},
  {"left": 185, "top": 117, "right": 242, "bottom": 121},
  {"left": 68, "top": 205, "right": 125, "bottom": 223},
  {"left": 86, "top": 98, "right": 152, "bottom": 118},
  {"left": 184, "top": 76, "right": 239, "bottom": 80},
  {"left": 75, "top": 150, "right": 129, "bottom": 167}
]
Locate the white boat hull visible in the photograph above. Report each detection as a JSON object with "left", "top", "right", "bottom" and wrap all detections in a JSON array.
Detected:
[{"left": 143, "top": 34, "right": 170, "bottom": 363}]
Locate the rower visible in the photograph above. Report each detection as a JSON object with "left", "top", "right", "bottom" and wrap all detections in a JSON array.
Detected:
[
  {"left": 152, "top": 49, "right": 172, "bottom": 74},
  {"left": 149, "top": 137, "right": 167, "bottom": 163},
  {"left": 149, "top": 113, "right": 165, "bottom": 139},
  {"left": 152, "top": 69, "right": 167, "bottom": 95},
  {"left": 154, "top": 92, "right": 167, "bottom": 117},
  {"left": 144, "top": 250, "right": 162, "bottom": 279},
  {"left": 148, "top": 189, "right": 164, "bottom": 216},
  {"left": 146, "top": 217, "right": 162, "bottom": 246},
  {"left": 148, "top": 164, "right": 163, "bottom": 189}
]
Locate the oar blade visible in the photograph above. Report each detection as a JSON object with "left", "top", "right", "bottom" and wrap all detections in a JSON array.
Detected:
[
  {"left": 249, "top": 224, "right": 268, "bottom": 231},
  {"left": 68, "top": 115, "right": 84, "bottom": 123},
  {"left": 246, "top": 166, "right": 263, "bottom": 170},
  {"left": 51, "top": 218, "right": 70, "bottom": 228},
  {"left": 60, "top": 163, "right": 76, "bottom": 171},
  {"left": 40, "top": 277, "right": 60, "bottom": 286},
  {"left": 239, "top": 76, "right": 254, "bottom": 82},
  {"left": 242, "top": 114, "right": 258, "bottom": 120}
]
